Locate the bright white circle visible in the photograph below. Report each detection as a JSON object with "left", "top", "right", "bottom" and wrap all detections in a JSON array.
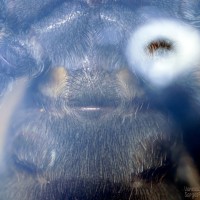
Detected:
[{"left": 126, "top": 20, "right": 200, "bottom": 87}]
